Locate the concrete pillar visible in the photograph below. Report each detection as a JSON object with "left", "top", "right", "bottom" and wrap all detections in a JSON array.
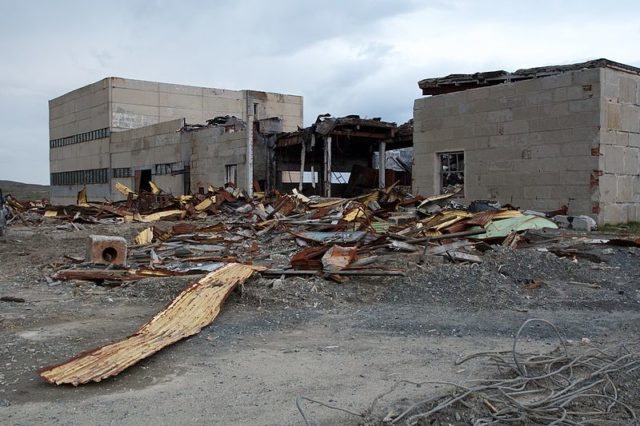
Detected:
[
  {"left": 298, "top": 140, "right": 306, "bottom": 191},
  {"left": 324, "top": 136, "right": 332, "bottom": 197},
  {"left": 245, "top": 99, "right": 255, "bottom": 196},
  {"left": 378, "top": 140, "right": 386, "bottom": 189}
]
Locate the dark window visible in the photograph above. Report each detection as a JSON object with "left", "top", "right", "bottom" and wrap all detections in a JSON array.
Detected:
[{"left": 439, "top": 151, "right": 464, "bottom": 194}]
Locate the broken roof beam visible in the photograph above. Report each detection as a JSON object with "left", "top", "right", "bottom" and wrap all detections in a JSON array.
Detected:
[{"left": 418, "top": 58, "right": 640, "bottom": 96}]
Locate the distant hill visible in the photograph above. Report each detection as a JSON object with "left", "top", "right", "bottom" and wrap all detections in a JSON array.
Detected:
[{"left": 0, "top": 180, "right": 50, "bottom": 201}]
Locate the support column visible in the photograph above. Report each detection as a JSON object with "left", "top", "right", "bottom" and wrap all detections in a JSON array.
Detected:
[
  {"left": 298, "top": 140, "right": 306, "bottom": 191},
  {"left": 378, "top": 140, "right": 386, "bottom": 190},
  {"left": 323, "top": 136, "right": 332, "bottom": 197},
  {"left": 245, "top": 98, "right": 255, "bottom": 196}
]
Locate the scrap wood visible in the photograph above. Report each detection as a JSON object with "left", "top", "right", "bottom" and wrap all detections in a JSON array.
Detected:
[
  {"left": 135, "top": 209, "right": 185, "bottom": 222},
  {"left": 76, "top": 187, "right": 89, "bottom": 207},
  {"left": 405, "top": 229, "right": 485, "bottom": 244},
  {"left": 423, "top": 239, "right": 474, "bottom": 256},
  {"left": 194, "top": 197, "right": 215, "bottom": 211},
  {"left": 388, "top": 240, "right": 420, "bottom": 252},
  {"left": 52, "top": 268, "right": 183, "bottom": 282},
  {"left": 446, "top": 251, "right": 483, "bottom": 263},
  {"left": 548, "top": 247, "right": 604, "bottom": 263},
  {"left": 261, "top": 269, "right": 405, "bottom": 277},
  {"left": 291, "top": 230, "right": 367, "bottom": 244},
  {"left": 39, "top": 263, "right": 259, "bottom": 386},
  {"left": 114, "top": 182, "right": 135, "bottom": 197},
  {"left": 134, "top": 227, "right": 154, "bottom": 245}
]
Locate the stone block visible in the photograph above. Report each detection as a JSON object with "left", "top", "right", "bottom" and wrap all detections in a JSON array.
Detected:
[
  {"left": 530, "top": 143, "right": 560, "bottom": 159},
  {"left": 568, "top": 98, "right": 598, "bottom": 113},
  {"left": 541, "top": 72, "right": 573, "bottom": 89},
  {"left": 525, "top": 91, "right": 553, "bottom": 106},
  {"left": 552, "top": 88, "right": 568, "bottom": 102},
  {"left": 623, "top": 147, "right": 640, "bottom": 175},
  {"left": 603, "top": 145, "right": 625, "bottom": 174},
  {"left": 86, "top": 235, "right": 127, "bottom": 266},
  {"left": 571, "top": 69, "right": 600, "bottom": 85},
  {"left": 617, "top": 175, "right": 634, "bottom": 201},
  {"left": 467, "top": 87, "right": 489, "bottom": 101},
  {"left": 607, "top": 102, "right": 621, "bottom": 130},
  {"left": 620, "top": 105, "right": 640, "bottom": 133},
  {"left": 619, "top": 76, "right": 638, "bottom": 104},
  {"left": 559, "top": 141, "right": 590, "bottom": 157},
  {"left": 602, "top": 204, "right": 628, "bottom": 224},
  {"left": 596, "top": 176, "right": 614, "bottom": 207}
]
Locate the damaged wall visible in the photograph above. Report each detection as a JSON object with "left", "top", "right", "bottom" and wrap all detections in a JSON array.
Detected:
[
  {"left": 598, "top": 68, "right": 640, "bottom": 223},
  {"left": 189, "top": 127, "right": 247, "bottom": 192},
  {"left": 413, "top": 68, "right": 603, "bottom": 219},
  {"left": 49, "top": 77, "right": 304, "bottom": 204},
  {"left": 110, "top": 118, "right": 188, "bottom": 200}
]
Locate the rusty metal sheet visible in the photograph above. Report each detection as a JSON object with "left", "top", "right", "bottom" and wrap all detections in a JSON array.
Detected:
[
  {"left": 290, "top": 246, "right": 328, "bottom": 270},
  {"left": 321, "top": 245, "right": 357, "bottom": 272},
  {"left": 39, "top": 263, "right": 258, "bottom": 386}
]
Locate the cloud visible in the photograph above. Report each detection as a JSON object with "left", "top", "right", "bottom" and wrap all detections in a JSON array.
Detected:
[{"left": 0, "top": 0, "right": 639, "bottom": 184}]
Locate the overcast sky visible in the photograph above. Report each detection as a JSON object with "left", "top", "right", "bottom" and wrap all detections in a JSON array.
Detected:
[{"left": 1, "top": 0, "right": 639, "bottom": 184}]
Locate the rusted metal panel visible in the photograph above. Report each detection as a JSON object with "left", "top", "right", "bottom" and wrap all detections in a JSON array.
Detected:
[
  {"left": 321, "top": 245, "right": 357, "bottom": 272},
  {"left": 39, "top": 263, "right": 258, "bottom": 386}
]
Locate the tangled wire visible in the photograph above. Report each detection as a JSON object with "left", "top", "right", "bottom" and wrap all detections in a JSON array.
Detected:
[{"left": 296, "top": 319, "right": 640, "bottom": 425}]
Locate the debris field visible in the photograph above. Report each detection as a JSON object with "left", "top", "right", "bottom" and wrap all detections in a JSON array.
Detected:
[{"left": 1, "top": 185, "right": 640, "bottom": 425}]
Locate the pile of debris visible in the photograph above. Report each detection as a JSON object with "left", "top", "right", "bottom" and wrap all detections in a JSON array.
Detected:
[{"left": 7, "top": 183, "right": 638, "bottom": 386}]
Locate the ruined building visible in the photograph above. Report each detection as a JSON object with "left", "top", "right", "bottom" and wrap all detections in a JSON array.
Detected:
[
  {"left": 413, "top": 59, "right": 640, "bottom": 224},
  {"left": 49, "top": 77, "right": 303, "bottom": 204}
]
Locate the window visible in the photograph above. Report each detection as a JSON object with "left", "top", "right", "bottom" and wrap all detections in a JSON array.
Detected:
[
  {"left": 112, "top": 167, "right": 132, "bottom": 178},
  {"left": 50, "top": 127, "right": 110, "bottom": 148},
  {"left": 439, "top": 151, "right": 464, "bottom": 194},
  {"left": 50, "top": 168, "right": 109, "bottom": 186},
  {"left": 154, "top": 161, "right": 185, "bottom": 176},
  {"left": 225, "top": 164, "right": 237, "bottom": 185}
]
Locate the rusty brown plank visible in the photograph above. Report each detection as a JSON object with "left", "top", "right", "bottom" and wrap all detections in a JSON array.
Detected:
[{"left": 39, "top": 263, "right": 258, "bottom": 386}]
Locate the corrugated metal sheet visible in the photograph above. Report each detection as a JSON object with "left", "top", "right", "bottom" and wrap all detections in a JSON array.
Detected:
[{"left": 39, "top": 263, "right": 257, "bottom": 386}]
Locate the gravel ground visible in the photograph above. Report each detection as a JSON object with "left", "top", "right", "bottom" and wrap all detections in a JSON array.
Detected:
[{"left": 1, "top": 222, "right": 639, "bottom": 425}]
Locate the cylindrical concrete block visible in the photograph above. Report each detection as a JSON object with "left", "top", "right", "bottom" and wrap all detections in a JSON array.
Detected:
[{"left": 86, "top": 235, "right": 127, "bottom": 266}]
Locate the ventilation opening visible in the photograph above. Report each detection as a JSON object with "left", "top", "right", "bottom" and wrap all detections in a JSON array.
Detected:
[{"left": 102, "top": 247, "right": 118, "bottom": 262}]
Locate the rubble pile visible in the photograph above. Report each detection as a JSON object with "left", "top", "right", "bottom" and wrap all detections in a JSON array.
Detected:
[
  {"left": 3, "top": 183, "right": 640, "bottom": 387},
  {"left": 4, "top": 183, "right": 640, "bottom": 286}
]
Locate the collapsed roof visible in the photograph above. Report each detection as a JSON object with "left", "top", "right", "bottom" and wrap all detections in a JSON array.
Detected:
[
  {"left": 276, "top": 114, "right": 412, "bottom": 149},
  {"left": 418, "top": 58, "right": 640, "bottom": 96}
]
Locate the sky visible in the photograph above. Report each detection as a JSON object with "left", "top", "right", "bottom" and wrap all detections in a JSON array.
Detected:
[{"left": 1, "top": 0, "right": 639, "bottom": 184}]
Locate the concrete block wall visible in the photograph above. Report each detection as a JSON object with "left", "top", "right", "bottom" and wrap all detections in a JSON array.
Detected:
[
  {"left": 50, "top": 183, "right": 112, "bottom": 206},
  {"left": 49, "top": 79, "right": 110, "bottom": 140},
  {"left": 110, "top": 79, "right": 303, "bottom": 132},
  {"left": 50, "top": 77, "right": 303, "bottom": 203},
  {"left": 49, "top": 136, "right": 111, "bottom": 205},
  {"left": 249, "top": 91, "right": 304, "bottom": 133},
  {"left": 110, "top": 118, "right": 187, "bottom": 199},
  {"left": 190, "top": 128, "right": 247, "bottom": 191},
  {"left": 413, "top": 68, "right": 602, "bottom": 216},
  {"left": 110, "top": 78, "right": 246, "bottom": 131},
  {"left": 598, "top": 68, "right": 640, "bottom": 223}
]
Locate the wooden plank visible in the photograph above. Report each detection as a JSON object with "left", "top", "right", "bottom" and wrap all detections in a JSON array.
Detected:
[{"left": 40, "top": 263, "right": 258, "bottom": 385}]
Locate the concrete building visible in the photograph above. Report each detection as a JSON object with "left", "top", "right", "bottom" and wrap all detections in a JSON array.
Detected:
[
  {"left": 49, "top": 77, "right": 303, "bottom": 204},
  {"left": 413, "top": 59, "right": 640, "bottom": 224}
]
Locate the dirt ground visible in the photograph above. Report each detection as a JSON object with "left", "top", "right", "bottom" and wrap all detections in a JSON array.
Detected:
[{"left": 1, "top": 221, "right": 639, "bottom": 425}]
